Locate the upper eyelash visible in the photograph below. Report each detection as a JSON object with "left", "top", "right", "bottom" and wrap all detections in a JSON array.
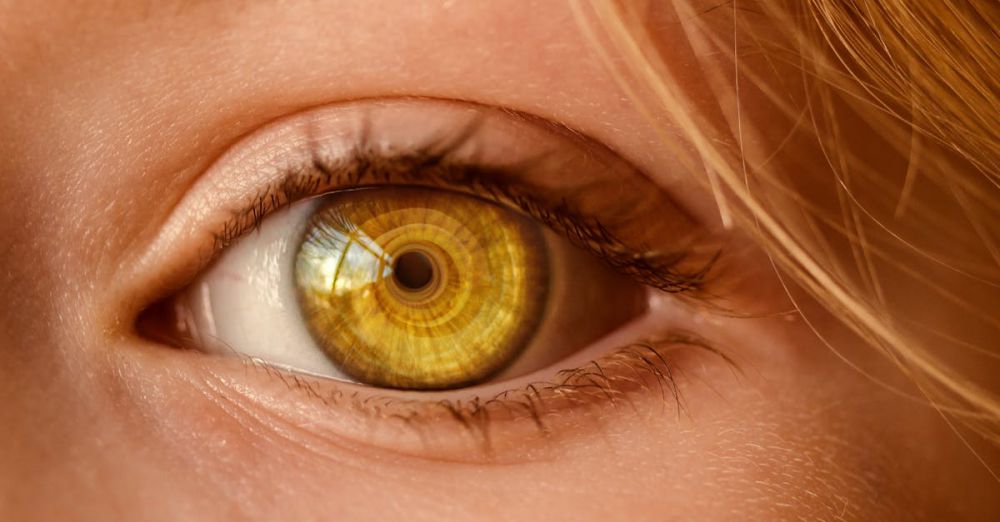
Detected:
[{"left": 212, "top": 143, "right": 718, "bottom": 294}]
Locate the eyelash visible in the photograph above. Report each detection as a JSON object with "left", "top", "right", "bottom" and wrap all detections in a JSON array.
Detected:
[
  {"left": 211, "top": 141, "right": 716, "bottom": 295},
  {"left": 231, "top": 330, "right": 733, "bottom": 454}
]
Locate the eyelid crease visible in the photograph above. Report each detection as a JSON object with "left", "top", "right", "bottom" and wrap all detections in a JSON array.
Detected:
[
  {"left": 210, "top": 139, "right": 718, "bottom": 295},
  {"left": 201, "top": 330, "right": 739, "bottom": 463},
  {"left": 123, "top": 98, "right": 732, "bottom": 329}
]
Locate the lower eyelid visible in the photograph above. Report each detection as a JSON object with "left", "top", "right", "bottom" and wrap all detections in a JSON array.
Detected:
[
  {"left": 147, "top": 99, "right": 713, "bottom": 294},
  {"left": 184, "top": 329, "right": 733, "bottom": 463}
]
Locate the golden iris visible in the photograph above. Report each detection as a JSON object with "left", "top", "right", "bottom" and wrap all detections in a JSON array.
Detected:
[{"left": 294, "top": 187, "right": 549, "bottom": 389}]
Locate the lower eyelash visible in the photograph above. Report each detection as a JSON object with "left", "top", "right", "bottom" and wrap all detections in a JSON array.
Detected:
[{"left": 232, "top": 331, "right": 736, "bottom": 457}]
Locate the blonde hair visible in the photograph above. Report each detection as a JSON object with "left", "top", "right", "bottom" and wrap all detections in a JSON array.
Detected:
[{"left": 572, "top": 0, "right": 999, "bottom": 454}]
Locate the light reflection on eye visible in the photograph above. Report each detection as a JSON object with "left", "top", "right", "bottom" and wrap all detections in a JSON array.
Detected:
[{"left": 140, "top": 99, "right": 717, "bottom": 394}]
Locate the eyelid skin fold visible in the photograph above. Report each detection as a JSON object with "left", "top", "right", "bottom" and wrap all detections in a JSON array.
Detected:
[{"left": 131, "top": 98, "right": 721, "bottom": 311}]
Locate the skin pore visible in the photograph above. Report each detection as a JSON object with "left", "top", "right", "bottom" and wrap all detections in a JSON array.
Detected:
[{"left": 1, "top": 1, "right": 997, "bottom": 520}]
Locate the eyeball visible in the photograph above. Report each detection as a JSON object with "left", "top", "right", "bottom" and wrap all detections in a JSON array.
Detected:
[{"left": 166, "top": 187, "right": 649, "bottom": 390}]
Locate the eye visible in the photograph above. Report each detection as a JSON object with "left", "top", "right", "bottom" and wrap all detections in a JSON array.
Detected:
[
  {"left": 140, "top": 99, "right": 718, "bottom": 394},
  {"left": 171, "top": 185, "right": 646, "bottom": 390}
]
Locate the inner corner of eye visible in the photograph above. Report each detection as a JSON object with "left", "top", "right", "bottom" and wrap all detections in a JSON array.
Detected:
[
  {"left": 135, "top": 293, "right": 193, "bottom": 351},
  {"left": 141, "top": 185, "right": 651, "bottom": 392}
]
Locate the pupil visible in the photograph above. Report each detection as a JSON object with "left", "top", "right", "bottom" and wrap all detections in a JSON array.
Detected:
[{"left": 393, "top": 251, "right": 434, "bottom": 290}]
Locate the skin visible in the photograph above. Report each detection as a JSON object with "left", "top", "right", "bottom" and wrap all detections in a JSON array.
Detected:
[{"left": 1, "top": 1, "right": 997, "bottom": 520}]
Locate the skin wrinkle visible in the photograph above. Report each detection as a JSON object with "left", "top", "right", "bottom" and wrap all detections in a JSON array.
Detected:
[
  {"left": 148, "top": 344, "right": 905, "bottom": 520},
  {"left": 1, "top": 1, "right": 997, "bottom": 520},
  {"left": 94, "top": 313, "right": 936, "bottom": 519}
]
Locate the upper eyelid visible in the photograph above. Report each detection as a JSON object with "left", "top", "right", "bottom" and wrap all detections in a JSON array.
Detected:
[
  {"left": 121, "top": 98, "right": 718, "bottom": 318},
  {"left": 214, "top": 150, "right": 712, "bottom": 293}
]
